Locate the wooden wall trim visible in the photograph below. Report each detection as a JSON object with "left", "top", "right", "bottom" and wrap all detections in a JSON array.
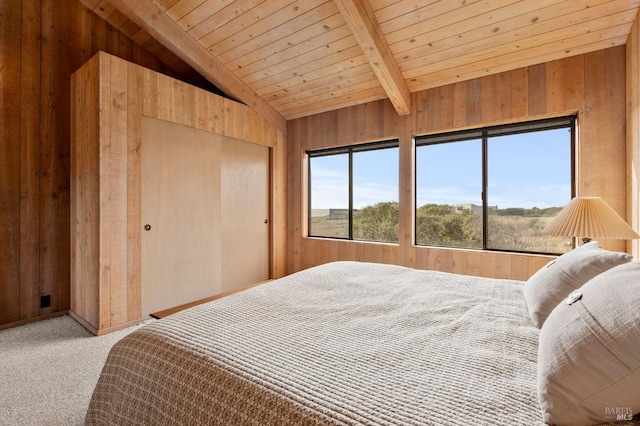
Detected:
[
  {"left": 287, "top": 46, "right": 630, "bottom": 278},
  {"left": 627, "top": 11, "right": 640, "bottom": 260},
  {"left": 1, "top": 0, "right": 24, "bottom": 325},
  {"left": 70, "top": 53, "right": 100, "bottom": 328},
  {"left": 71, "top": 51, "right": 286, "bottom": 333},
  {"left": 19, "top": 0, "right": 42, "bottom": 322}
]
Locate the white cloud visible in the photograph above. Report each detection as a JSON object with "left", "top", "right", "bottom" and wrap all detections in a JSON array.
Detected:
[
  {"left": 486, "top": 183, "right": 571, "bottom": 209},
  {"left": 416, "top": 185, "right": 480, "bottom": 207},
  {"left": 352, "top": 181, "right": 398, "bottom": 209},
  {"left": 311, "top": 166, "right": 398, "bottom": 209},
  {"left": 311, "top": 165, "right": 570, "bottom": 211}
]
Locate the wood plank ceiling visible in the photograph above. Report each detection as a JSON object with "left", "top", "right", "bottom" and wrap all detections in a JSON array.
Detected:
[{"left": 80, "top": 0, "right": 640, "bottom": 126}]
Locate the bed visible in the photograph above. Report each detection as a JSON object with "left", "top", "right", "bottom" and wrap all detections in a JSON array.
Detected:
[{"left": 85, "top": 258, "right": 640, "bottom": 425}]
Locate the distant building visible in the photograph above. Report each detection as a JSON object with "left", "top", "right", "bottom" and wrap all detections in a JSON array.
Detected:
[
  {"left": 329, "top": 209, "right": 349, "bottom": 220},
  {"left": 454, "top": 203, "right": 497, "bottom": 215},
  {"left": 310, "top": 209, "right": 330, "bottom": 218},
  {"left": 328, "top": 208, "right": 359, "bottom": 220}
]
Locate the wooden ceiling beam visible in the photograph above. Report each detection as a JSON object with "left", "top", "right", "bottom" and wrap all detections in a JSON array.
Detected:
[
  {"left": 334, "top": 0, "right": 411, "bottom": 116},
  {"left": 80, "top": 0, "right": 287, "bottom": 131}
]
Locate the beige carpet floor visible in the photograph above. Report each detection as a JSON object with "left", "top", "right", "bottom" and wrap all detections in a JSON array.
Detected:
[{"left": 0, "top": 315, "right": 151, "bottom": 426}]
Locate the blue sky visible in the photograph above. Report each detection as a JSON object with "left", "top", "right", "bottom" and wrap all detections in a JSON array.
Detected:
[
  {"left": 310, "top": 149, "right": 399, "bottom": 210},
  {"left": 310, "top": 128, "right": 571, "bottom": 210}
]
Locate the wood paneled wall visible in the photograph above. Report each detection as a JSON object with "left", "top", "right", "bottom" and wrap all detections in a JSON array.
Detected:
[
  {"left": 628, "top": 12, "right": 640, "bottom": 260},
  {"left": 287, "top": 46, "right": 629, "bottom": 279},
  {"left": 0, "top": 0, "right": 217, "bottom": 330}
]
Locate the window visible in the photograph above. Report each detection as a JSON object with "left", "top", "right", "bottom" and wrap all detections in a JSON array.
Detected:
[
  {"left": 308, "top": 140, "right": 399, "bottom": 243},
  {"left": 415, "top": 116, "right": 575, "bottom": 254}
]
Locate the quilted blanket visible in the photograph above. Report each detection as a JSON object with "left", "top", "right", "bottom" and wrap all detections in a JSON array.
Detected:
[{"left": 86, "top": 261, "right": 542, "bottom": 425}]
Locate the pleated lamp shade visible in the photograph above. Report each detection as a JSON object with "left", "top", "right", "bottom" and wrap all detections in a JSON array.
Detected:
[{"left": 543, "top": 196, "right": 640, "bottom": 242}]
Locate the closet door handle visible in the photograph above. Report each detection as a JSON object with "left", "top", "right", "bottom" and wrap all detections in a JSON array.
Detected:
[{"left": 144, "top": 224, "right": 152, "bottom": 231}]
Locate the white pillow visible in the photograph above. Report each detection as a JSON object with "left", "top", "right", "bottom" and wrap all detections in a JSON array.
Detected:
[
  {"left": 537, "top": 261, "right": 640, "bottom": 426},
  {"left": 522, "top": 241, "right": 631, "bottom": 328}
]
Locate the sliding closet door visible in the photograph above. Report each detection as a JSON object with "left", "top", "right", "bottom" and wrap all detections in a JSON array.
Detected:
[
  {"left": 221, "top": 136, "right": 270, "bottom": 292},
  {"left": 141, "top": 117, "right": 222, "bottom": 318}
]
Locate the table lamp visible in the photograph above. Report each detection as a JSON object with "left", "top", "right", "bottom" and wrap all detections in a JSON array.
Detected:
[{"left": 543, "top": 196, "right": 640, "bottom": 244}]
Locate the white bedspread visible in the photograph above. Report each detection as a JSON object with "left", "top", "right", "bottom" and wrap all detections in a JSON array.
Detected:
[{"left": 86, "top": 261, "right": 542, "bottom": 425}]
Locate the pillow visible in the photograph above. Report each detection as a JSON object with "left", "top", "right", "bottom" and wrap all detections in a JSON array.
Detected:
[
  {"left": 537, "top": 261, "right": 640, "bottom": 426},
  {"left": 522, "top": 241, "right": 631, "bottom": 328}
]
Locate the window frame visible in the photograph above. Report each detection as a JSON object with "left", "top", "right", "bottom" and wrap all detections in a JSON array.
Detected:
[
  {"left": 414, "top": 115, "right": 576, "bottom": 255},
  {"left": 307, "top": 139, "right": 400, "bottom": 242}
]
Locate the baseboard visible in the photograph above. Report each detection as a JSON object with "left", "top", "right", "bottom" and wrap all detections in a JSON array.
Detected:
[
  {"left": 0, "top": 311, "right": 68, "bottom": 332},
  {"left": 68, "top": 311, "right": 144, "bottom": 336},
  {"left": 151, "top": 280, "right": 271, "bottom": 319}
]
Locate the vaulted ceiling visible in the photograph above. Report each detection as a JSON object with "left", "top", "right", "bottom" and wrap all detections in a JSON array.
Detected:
[{"left": 80, "top": 0, "right": 640, "bottom": 129}]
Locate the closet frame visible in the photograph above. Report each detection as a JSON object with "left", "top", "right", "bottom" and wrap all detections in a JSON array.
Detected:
[{"left": 70, "top": 52, "right": 286, "bottom": 335}]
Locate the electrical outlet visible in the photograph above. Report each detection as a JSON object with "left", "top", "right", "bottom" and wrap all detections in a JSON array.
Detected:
[{"left": 40, "top": 295, "right": 51, "bottom": 308}]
